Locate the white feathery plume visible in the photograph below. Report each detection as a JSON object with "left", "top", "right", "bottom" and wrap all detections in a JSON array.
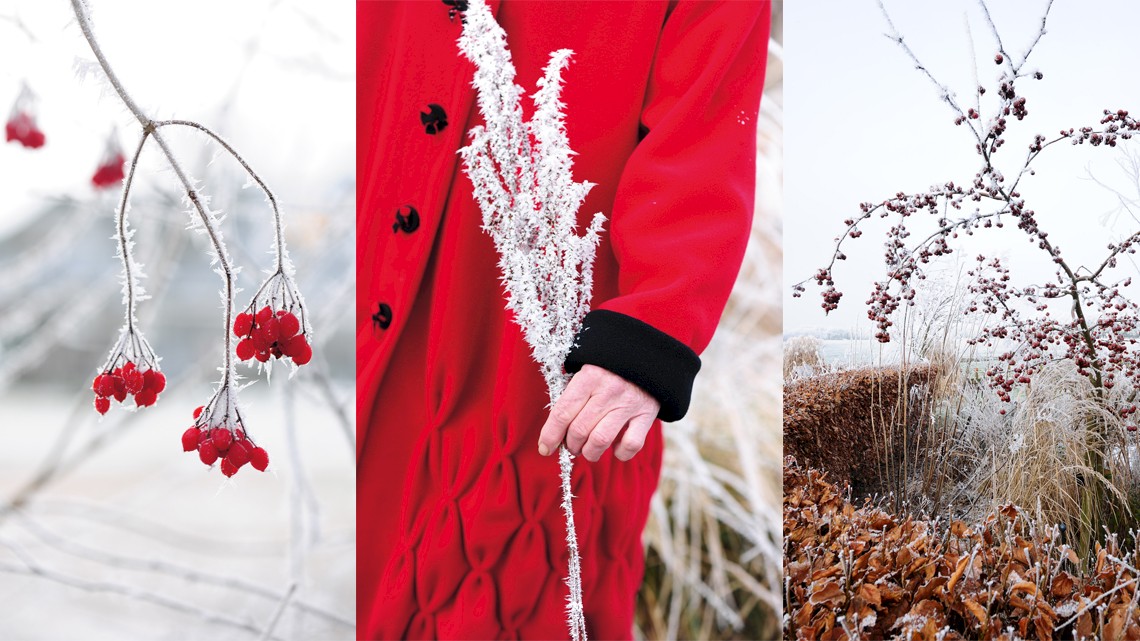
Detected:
[{"left": 457, "top": 1, "right": 604, "bottom": 638}]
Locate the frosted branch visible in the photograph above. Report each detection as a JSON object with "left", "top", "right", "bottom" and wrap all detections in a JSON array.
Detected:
[{"left": 457, "top": 0, "right": 603, "bottom": 637}]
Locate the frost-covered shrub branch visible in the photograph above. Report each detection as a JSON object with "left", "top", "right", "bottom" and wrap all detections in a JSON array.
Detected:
[
  {"left": 457, "top": 0, "right": 603, "bottom": 637},
  {"left": 71, "top": 0, "right": 311, "bottom": 479},
  {"left": 794, "top": 0, "right": 1140, "bottom": 412}
]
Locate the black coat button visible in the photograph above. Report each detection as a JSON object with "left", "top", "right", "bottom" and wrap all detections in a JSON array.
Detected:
[
  {"left": 373, "top": 302, "right": 393, "bottom": 331},
  {"left": 421, "top": 104, "right": 448, "bottom": 135},
  {"left": 392, "top": 205, "right": 420, "bottom": 234},
  {"left": 442, "top": 0, "right": 467, "bottom": 21}
]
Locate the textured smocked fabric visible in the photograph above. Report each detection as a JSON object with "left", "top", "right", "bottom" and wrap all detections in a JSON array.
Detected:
[{"left": 357, "top": 1, "right": 770, "bottom": 637}]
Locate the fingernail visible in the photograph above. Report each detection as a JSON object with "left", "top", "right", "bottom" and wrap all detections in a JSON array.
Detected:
[{"left": 538, "top": 443, "right": 549, "bottom": 456}]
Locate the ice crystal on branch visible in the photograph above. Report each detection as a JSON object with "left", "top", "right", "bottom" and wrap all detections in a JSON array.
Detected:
[{"left": 457, "top": 0, "right": 602, "bottom": 637}]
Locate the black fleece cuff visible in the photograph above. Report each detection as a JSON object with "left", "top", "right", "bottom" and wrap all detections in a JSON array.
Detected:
[{"left": 564, "top": 309, "right": 701, "bottom": 422}]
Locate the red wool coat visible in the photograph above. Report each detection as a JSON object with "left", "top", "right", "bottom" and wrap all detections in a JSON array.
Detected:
[{"left": 357, "top": 1, "right": 769, "bottom": 638}]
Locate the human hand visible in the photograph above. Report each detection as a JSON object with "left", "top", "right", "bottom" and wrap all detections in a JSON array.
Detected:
[{"left": 538, "top": 364, "right": 660, "bottom": 462}]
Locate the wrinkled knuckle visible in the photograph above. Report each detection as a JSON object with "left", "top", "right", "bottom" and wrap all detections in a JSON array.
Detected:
[
  {"left": 621, "top": 386, "right": 645, "bottom": 404},
  {"left": 568, "top": 421, "right": 592, "bottom": 441},
  {"left": 593, "top": 426, "right": 617, "bottom": 447},
  {"left": 578, "top": 438, "right": 598, "bottom": 459},
  {"left": 625, "top": 434, "right": 646, "bottom": 453},
  {"left": 550, "top": 406, "right": 575, "bottom": 426}
]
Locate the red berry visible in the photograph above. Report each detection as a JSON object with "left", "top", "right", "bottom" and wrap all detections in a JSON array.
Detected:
[
  {"left": 254, "top": 350, "right": 270, "bottom": 363},
  {"left": 278, "top": 312, "right": 300, "bottom": 339},
  {"left": 93, "top": 374, "right": 115, "bottom": 397},
  {"left": 265, "top": 316, "right": 281, "bottom": 342},
  {"left": 143, "top": 369, "right": 166, "bottom": 394},
  {"left": 282, "top": 334, "right": 312, "bottom": 366},
  {"left": 236, "top": 338, "right": 257, "bottom": 361},
  {"left": 134, "top": 388, "right": 157, "bottom": 407},
  {"left": 94, "top": 396, "right": 110, "bottom": 415},
  {"left": 193, "top": 405, "right": 205, "bottom": 419},
  {"left": 253, "top": 317, "right": 280, "bottom": 348},
  {"left": 112, "top": 375, "right": 127, "bottom": 402},
  {"left": 250, "top": 447, "right": 269, "bottom": 472},
  {"left": 211, "top": 428, "right": 234, "bottom": 453},
  {"left": 251, "top": 329, "right": 272, "bottom": 352},
  {"left": 199, "top": 441, "right": 219, "bottom": 465},
  {"left": 227, "top": 440, "right": 251, "bottom": 467},
  {"left": 220, "top": 458, "right": 239, "bottom": 477},
  {"left": 182, "top": 427, "right": 201, "bottom": 452},
  {"left": 256, "top": 306, "right": 274, "bottom": 324},
  {"left": 233, "top": 312, "right": 255, "bottom": 337},
  {"left": 123, "top": 368, "right": 144, "bottom": 395}
]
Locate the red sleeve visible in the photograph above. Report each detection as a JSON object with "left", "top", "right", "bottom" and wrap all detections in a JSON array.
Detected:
[{"left": 566, "top": 0, "right": 770, "bottom": 421}]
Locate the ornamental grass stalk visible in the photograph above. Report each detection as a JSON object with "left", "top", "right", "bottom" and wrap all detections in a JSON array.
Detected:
[{"left": 457, "top": 0, "right": 605, "bottom": 637}]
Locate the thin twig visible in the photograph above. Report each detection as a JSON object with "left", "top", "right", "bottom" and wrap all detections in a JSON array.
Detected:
[
  {"left": 259, "top": 583, "right": 298, "bottom": 641},
  {"left": 0, "top": 539, "right": 277, "bottom": 639},
  {"left": 12, "top": 512, "right": 351, "bottom": 629}
]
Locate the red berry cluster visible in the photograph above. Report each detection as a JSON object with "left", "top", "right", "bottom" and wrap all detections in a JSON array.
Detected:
[
  {"left": 6, "top": 85, "right": 45, "bottom": 149},
  {"left": 234, "top": 306, "right": 312, "bottom": 366},
  {"left": 181, "top": 406, "right": 269, "bottom": 478},
  {"left": 91, "top": 133, "right": 126, "bottom": 189},
  {"left": 5, "top": 111, "right": 45, "bottom": 149},
  {"left": 92, "top": 361, "right": 166, "bottom": 415},
  {"left": 92, "top": 152, "right": 125, "bottom": 188}
]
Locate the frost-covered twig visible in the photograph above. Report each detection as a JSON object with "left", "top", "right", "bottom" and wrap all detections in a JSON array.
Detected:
[
  {"left": 0, "top": 538, "right": 277, "bottom": 638},
  {"left": 11, "top": 512, "right": 351, "bottom": 628},
  {"left": 259, "top": 582, "right": 298, "bottom": 641},
  {"left": 72, "top": 0, "right": 236, "bottom": 403},
  {"left": 154, "top": 118, "right": 314, "bottom": 347},
  {"left": 457, "top": 0, "right": 603, "bottom": 637}
]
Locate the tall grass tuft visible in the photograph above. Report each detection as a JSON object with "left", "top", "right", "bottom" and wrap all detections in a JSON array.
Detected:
[
  {"left": 856, "top": 277, "right": 1139, "bottom": 561},
  {"left": 783, "top": 336, "right": 824, "bottom": 381}
]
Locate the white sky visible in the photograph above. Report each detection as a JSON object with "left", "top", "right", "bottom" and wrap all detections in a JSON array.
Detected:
[
  {"left": 785, "top": 0, "right": 1140, "bottom": 334},
  {"left": 0, "top": 0, "right": 352, "bottom": 238}
]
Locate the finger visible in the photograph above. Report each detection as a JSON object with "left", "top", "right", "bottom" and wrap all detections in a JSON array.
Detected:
[
  {"left": 614, "top": 414, "right": 655, "bottom": 462},
  {"left": 581, "top": 410, "right": 633, "bottom": 462},
  {"left": 564, "top": 395, "right": 609, "bottom": 456},
  {"left": 538, "top": 375, "right": 592, "bottom": 456}
]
